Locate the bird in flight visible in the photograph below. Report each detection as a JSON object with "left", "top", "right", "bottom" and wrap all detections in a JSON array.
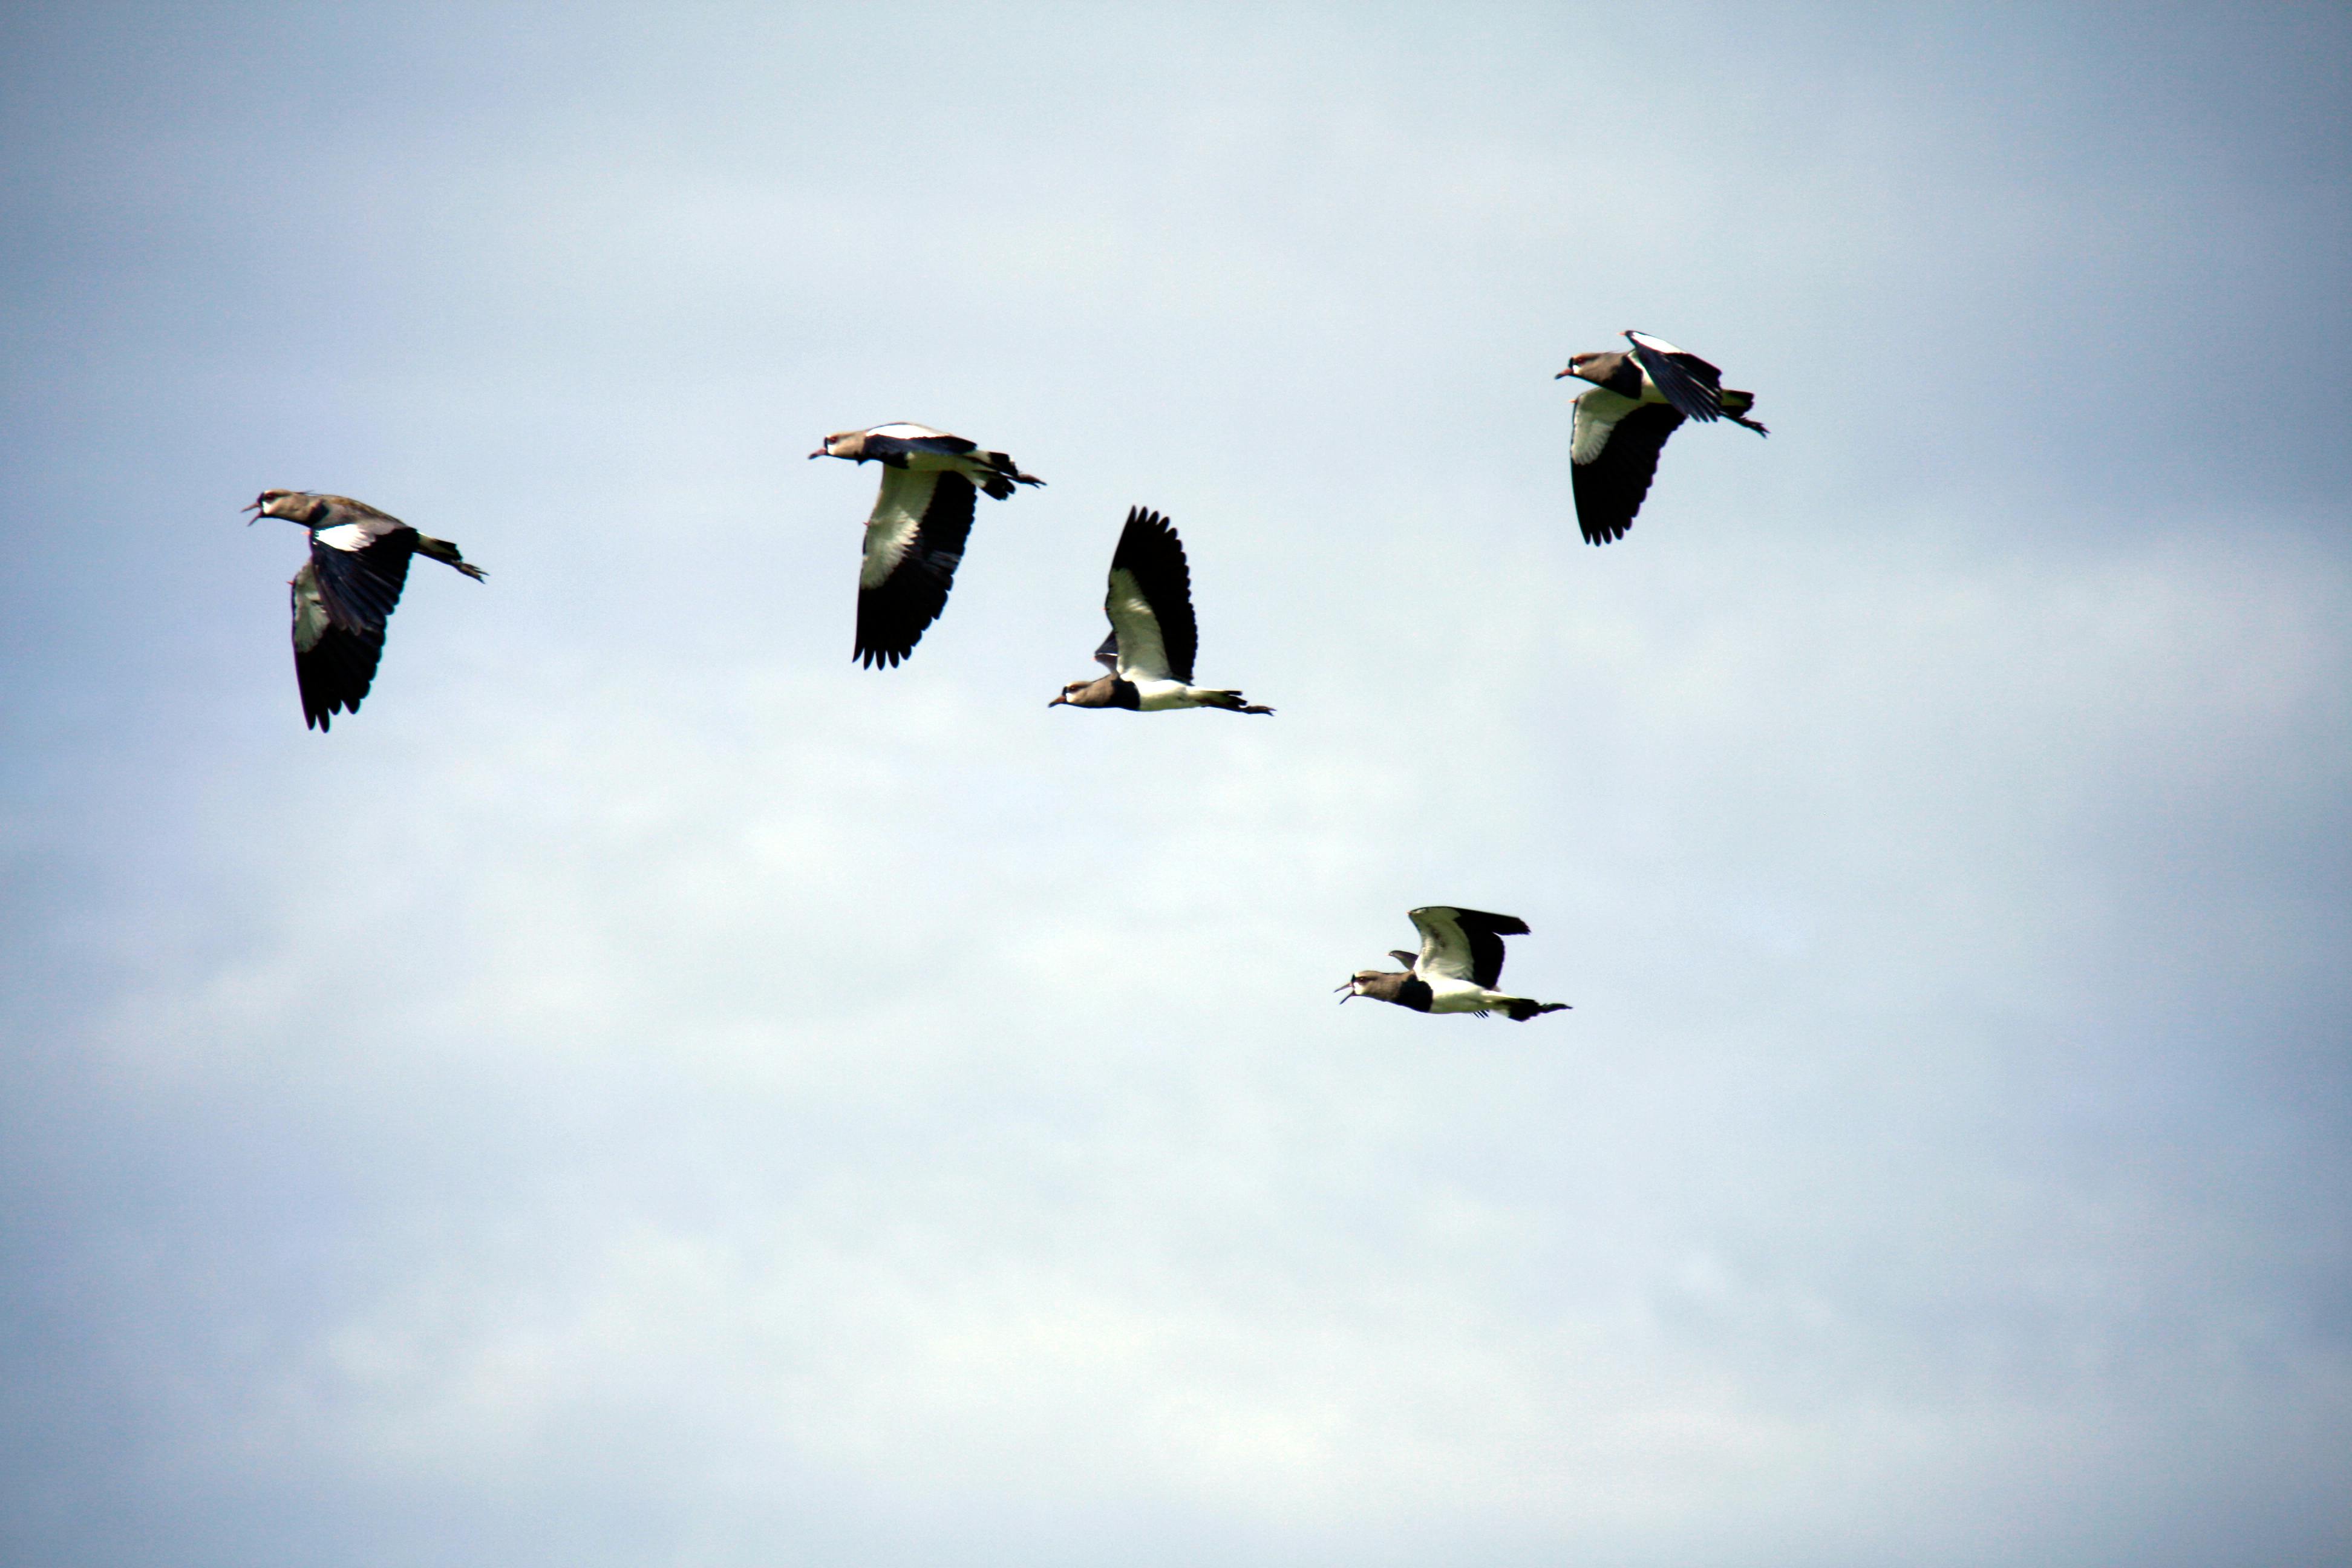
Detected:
[
  {"left": 1557, "top": 330, "right": 1766, "bottom": 544},
  {"left": 810, "top": 422, "right": 1042, "bottom": 668},
  {"left": 1050, "top": 506, "right": 1273, "bottom": 716},
  {"left": 245, "top": 489, "right": 486, "bottom": 731},
  {"left": 1339, "top": 906, "right": 1569, "bottom": 1021}
]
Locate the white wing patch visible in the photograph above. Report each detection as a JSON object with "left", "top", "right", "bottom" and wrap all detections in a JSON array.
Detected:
[
  {"left": 312, "top": 522, "right": 376, "bottom": 553},
  {"left": 860, "top": 468, "right": 938, "bottom": 589},
  {"left": 867, "top": 422, "right": 949, "bottom": 441},
  {"left": 1410, "top": 907, "right": 1476, "bottom": 982},
  {"left": 1572, "top": 390, "right": 1639, "bottom": 465},
  {"left": 1105, "top": 567, "right": 1172, "bottom": 682}
]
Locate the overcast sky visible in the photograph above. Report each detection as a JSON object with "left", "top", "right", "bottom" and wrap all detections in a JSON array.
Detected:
[{"left": 2, "top": 4, "right": 2347, "bottom": 1564}]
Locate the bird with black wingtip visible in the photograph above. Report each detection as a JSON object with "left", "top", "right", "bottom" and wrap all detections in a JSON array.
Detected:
[
  {"left": 246, "top": 489, "right": 486, "bottom": 731},
  {"left": 1050, "top": 506, "right": 1273, "bottom": 716},
  {"left": 1557, "top": 330, "right": 1766, "bottom": 545},
  {"left": 1339, "top": 906, "right": 1569, "bottom": 1022},
  {"left": 810, "top": 422, "right": 1043, "bottom": 668}
]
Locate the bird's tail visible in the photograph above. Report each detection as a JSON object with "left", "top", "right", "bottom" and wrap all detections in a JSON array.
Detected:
[
  {"left": 1198, "top": 690, "right": 1274, "bottom": 716},
  {"left": 976, "top": 452, "right": 1047, "bottom": 499},
  {"left": 414, "top": 535, "right": 489, "bottom": 580},
  {"left": 1720, "top": 389, "right": 1769, "bottom": 437},
  {"left": 1503, "top": 999, "right": 1571, "bottom": 1022}
]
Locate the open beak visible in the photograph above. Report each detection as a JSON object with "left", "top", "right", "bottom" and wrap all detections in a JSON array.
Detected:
[{"left": 241, "top": 499, "right": 262, "bottom": 525}]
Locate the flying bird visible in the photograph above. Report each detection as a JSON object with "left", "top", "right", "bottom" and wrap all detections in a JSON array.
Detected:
[
  {"left": 1339, "top": 906, "right": 1569, "bottom": 1021},
  {"left": 1050, "top": 506, "right": 1272, "bottom": 716},
  {"left": 1557, "top": 330, "right": 1767, "bottom": 544},
  {"left": 246, "top": 489, "right": 486, "bottom": 731},
  {"left": 809, "top": 422, "right": 1043, "bottom": 668}
]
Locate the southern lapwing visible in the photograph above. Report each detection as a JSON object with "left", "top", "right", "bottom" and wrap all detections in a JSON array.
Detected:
[
  {"left": 1557, "top": 330, "right": 1767, "bottom": 544},
  {"left": 809, "top": 422, "right": 1043, "bottom": 668},
  {"left": 1339, "top": 906, "right": 1569, "bottom": 1021},
  {"left": 246, "top": 489, "right": 486, "bottom": 731},
  {"left": 1050, "top": 506, "right": 1272, "bottom": 716}
]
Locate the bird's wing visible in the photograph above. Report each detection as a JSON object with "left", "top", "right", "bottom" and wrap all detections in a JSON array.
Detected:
[
  {"left": 858, "top": 423, "right": 979, "bottom": 463},
  {"left": 1410, "top": 906, "right": 1529, "bottom": 987},
  {"left": 306, "top": 520, "right": 418, "bottom": 634},
  {"left": 1093, "top": 629, "right": 1122, "bottom": 671},
  {"left": 290, "top": 558, "right": 387, "bottom": 731},
  {"left": 1570, "top": 388, "right": 1638, "bottom": 465},
  {"left": 1103, "top": 506, "right": 1197, "bottom": 685},
  {"left": 856, "top": 467, "right": 975, "bottom": 668},
  {"left": 1624, "top": 331, "right": 1725, "bottom": 423},
  {"left": 1571, "top": 399, "right": 1684, "bottom": 544}
]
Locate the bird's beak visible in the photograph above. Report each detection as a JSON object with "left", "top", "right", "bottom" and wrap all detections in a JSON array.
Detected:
[
  {"left": 1048, "top": 694, "right": 1065, "bottom": 707},
  {"left": 808, "top": 447, "right": 826, "bottom": 460},
  {"left": 1554, "top": 367, "right": 1575, "bottom": 379},
  {"left": 1334, "top": 981, "right": 1353, "bottom": 998},
  {"left": 241, "top": 500, "right": 262, "bottom": 524}
]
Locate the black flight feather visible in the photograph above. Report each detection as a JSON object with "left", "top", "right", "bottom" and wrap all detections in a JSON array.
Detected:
[
  {"left": 1572, "top": 403, "right": 1684, "bottom": 544},
  {"left": 1624, "top": 333, "right": 1726, "bottom": 423},
  {"left": 1108, "top": 507, "right": 1198, "bottom": 685},
  {"left": 856, "top": 472, "right": 976, "bottom": 668}
]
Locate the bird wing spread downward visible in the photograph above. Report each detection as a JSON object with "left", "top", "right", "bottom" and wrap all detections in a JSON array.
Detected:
[
  {"left": 857, "top": 467, "right": 975, "bottom": 668},
  {"left": 290, "top": 559, "right": 388, "bottom": 731},
  {"left": 1103, "top": 507, "right": 1197, "bottom": 685},
  {"left": 1623, "top": 331, "right": 1726, "bottom": 423},
  {"left": 1410, "top": 906, "right": 1529, "bottom": 988},
  {"left": 1571, "top": 398, "right": 1685, "bottom": 544}
]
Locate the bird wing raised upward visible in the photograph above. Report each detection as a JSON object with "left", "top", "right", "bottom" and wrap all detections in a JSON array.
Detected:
[
  {"left": 1624, "top": 331, "right": 1725, "bottom": 423},
  {"left": 290, "top": 559, "right": 388, "bottom": 731},
  {"left": 1571, "top": 397, "right": 1684, "bottom": 545},
  {"left": 1103, "top": 506, "right": 1197, "bottom": 685},
  {"left": 857, "top": 467, "right": 975, "bottom": 668},
  {"left": 1409, "top": 906, "right": 1529, "bottom": 987}
]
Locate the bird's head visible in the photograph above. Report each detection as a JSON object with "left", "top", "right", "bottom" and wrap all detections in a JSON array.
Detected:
[
  {"left": 809, "top": 430, "right": 866, "bottom": 462},
  {"left": 1049, "top": 675, "right": 1120, "bottom": 709},
  {"left": 1557, "top": 352, "right": 1602, "bottom": 384},
  {"left": 244, "top": 489, "right": 310, "bottom": 525},
  {"left": 1336, "top": 970, "right": 1403, "bottom": 1004}
]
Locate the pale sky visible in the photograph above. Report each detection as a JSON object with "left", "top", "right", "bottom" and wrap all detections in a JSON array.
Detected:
[{"left": 3, "top": 4, "right": 2348, "bottom": 1565}]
